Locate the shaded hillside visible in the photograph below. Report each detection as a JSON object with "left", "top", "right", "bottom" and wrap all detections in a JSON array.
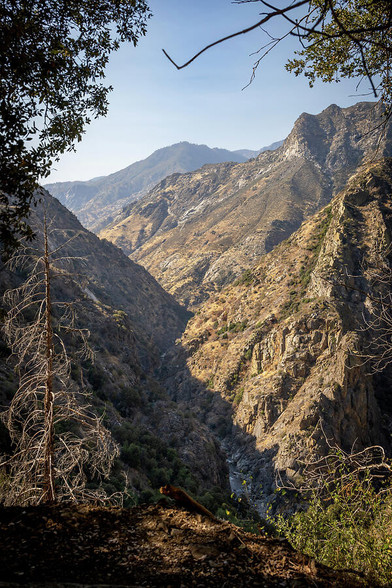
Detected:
[
  {"left": 0, "top": 190, "right": 228, "bottom": 502},
  {"left": 0, "top": 503, "right": 362, "bottom": 587},
  {"left": 44, "top": 143, "right": 247, "bottom": 232},
  {"left": 164, "top": 159, "right": 392, "bottom": 511},
  {"left": 101, "top": 102, "right": 392, "bottom": 308}
]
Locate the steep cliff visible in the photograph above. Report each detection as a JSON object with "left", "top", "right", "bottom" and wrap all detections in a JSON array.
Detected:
[
  {"left": 101, "top": 102, "right": 392, "bottom": 308},
  {"left": 165, "top": 159, "right": 392, "bottom": 512}
]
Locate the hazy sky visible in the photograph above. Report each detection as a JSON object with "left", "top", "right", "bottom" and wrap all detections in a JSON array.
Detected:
[{"left": 46, "top": 0, "right": 375, "bottom": 184}]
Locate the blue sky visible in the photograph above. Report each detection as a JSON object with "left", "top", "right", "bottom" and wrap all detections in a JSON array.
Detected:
[{"left": 46, "top": 0, "right": 375, "bottom": 183}]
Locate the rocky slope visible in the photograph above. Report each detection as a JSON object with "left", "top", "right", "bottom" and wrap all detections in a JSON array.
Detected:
[
  {"left": 163, "top": 158, "right": 392, "bottom": 512},
  {"left": 44, "top": 142, "right": 248, "bottom": 232},
  {"left": 101, "top": 102, "right": 392, "bottom": 308},
  {"left": 0, "top": 190, "right": 228, "bottom": 501}
]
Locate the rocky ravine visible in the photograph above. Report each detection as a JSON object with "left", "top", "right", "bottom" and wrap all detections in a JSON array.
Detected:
[
  {"left": 163, "top": 159, "right": 392, "bottom": 512},
  {"left": 101, "top": 101, "right": 392, "bottom": 308},
  {"left": 0, "top": 190, "right": 229, "bottom": 500}
]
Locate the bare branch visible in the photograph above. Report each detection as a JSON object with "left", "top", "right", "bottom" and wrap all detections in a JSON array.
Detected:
[
  {"left": 0, "top": 214, "right": 118, "bottom": 506},
  {"left": 162, "top": 0, "right": 311, "bottom": 70}
]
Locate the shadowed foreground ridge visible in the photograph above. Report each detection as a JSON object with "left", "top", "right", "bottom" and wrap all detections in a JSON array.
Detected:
[{"left": 0, "top": 503, "right": 363, "bottom": 587}]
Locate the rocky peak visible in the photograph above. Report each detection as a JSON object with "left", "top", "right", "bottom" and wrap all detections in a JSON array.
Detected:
[
  {"left": 281, "top": 102, "right": 387, "bottom": 176},
  {"left": 101, "top": 101, "right": 392, "bottom": 309}
]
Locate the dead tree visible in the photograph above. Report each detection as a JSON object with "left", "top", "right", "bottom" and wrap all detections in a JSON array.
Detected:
[{"left": 0, "top": 216, "right": 119, "bottom": 505}]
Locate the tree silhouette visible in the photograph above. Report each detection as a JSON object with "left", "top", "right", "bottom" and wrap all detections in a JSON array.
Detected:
[
  {"left": 164, "top": 1, "right": 392, "bottom": 111},
  {"left": 1, "top": 0, "right": 150, "bottom": 251}
]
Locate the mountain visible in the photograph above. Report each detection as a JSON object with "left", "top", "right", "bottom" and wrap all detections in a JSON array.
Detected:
[
  {"left": 44, "top": 142, "right": 248, "bottom": 232},
  {"left": 101, "top": 102, "right": 392, "bottom": 308},
  {"left": 165, "top": 158, "right": 392, "bottom": 512},
  {"left": 233, "top": 140, "right": 284, "bottom": 159},
  {"left": 0, "top": 190, "right": 229, "bottom": 502}
]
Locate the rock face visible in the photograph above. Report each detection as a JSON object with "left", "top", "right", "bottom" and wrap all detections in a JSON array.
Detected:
[
  {"left": 101, "top": 102, "right": 392, "bottom": 308},
  {"left": 0, "top": 190, "right": 229, "bottom": 498},
  {"left": 165, "top": 159, "right": 392, "bottom": 512},
  {"left": 44, "top": 142, "right": 248, "bottom": 232}
]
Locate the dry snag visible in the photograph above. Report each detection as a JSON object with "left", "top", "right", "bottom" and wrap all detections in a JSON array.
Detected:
[{"left": 0, "top": 213, "right": 119, "bottom": 505}]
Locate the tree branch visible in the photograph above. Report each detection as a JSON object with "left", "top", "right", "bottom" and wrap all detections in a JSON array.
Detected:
[{"left": 162, "top": 0, "right": 311, "bottom": 70}]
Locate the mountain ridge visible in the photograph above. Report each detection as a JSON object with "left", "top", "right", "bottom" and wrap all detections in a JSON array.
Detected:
[
  {"left": 101, "top": 101, "right": 391, "bottom": 308},
  {"left": 233, "top": 140, "right": 284, "bottom": 159},
  {"left": 165, "top": 157, "right": 392, "bottom": 511},
  {"left": 44, "top": 142, "right": 250, "bottom": 231},
  {"left": 0, "top": 190, "right": 229, "bottom": 501}
]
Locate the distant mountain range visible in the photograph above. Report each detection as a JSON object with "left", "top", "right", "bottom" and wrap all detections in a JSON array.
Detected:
[
  {"left": 233, "top": 140, "right": 284, "bottom": 159},
  {"left": 44, "top": 142, "right": 281, "bottom": 232},
  {"left": 100, "top": 102, "right": 391, "bottom": 308}
]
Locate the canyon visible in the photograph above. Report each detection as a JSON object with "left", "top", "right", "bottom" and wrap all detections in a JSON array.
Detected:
[{"left": 3, "top": 101, "right": 392, "bottom": 517}]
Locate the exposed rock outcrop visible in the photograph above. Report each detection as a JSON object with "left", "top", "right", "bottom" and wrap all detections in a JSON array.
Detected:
[
  {"left": 101, "top": 102, "right": 392, "bottom": 308},
  {"left": 166, "top": 159, "right": 392, "bottom": 511}
]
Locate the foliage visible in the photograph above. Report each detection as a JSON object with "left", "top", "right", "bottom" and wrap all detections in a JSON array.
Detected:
[
  {"left": 286, "top": 1, "right": 392, "bottom": 111},
  {"left": 0, "top": 0, "right": 150, "bottom": 250},
  {"left": 275, "top": 476, "right": 392, "bottom": 585},
  {"left": 165, "top": 1, "right": 392, "bottom": 115},
  {"left": 113, "top": 422, "right": 199, "bottom": 497},
  {"left": 273, "top": 445, "right": 392, "bottom": 585},
  {"left": 214, "top": 487, "right": 265, "bottom": 533},
  {"left": 234, "top": 269, "right": 255, "bottom": 287},
  {"left": 217, "top": 320, "right": 248, "bottom": 336}
]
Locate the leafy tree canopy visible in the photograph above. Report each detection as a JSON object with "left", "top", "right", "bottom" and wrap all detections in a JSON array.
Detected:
[
  {"left": 0, "top": 0, "right": 151, "bottom": 251},
  {"left": 164, "top": 0, "right": 392, "bottom": 112},
  {"left": 285, "top": 1, "right": 392, "bottom": 105}
]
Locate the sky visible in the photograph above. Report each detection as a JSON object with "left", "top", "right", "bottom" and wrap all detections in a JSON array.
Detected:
[{"left": 46, "top": 0, "right": 376, "bottom": 184}]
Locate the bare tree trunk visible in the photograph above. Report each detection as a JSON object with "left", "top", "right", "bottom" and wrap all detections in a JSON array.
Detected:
[
  {"left": 0, "top": 209, "right": 119, "bottom": 505},
  {"left": 43, "top": 217, "right": 55, "bottom": 504}
]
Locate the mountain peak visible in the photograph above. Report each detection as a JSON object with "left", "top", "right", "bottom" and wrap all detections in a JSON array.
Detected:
[
  {"left": 282, "top": 101, "right": 382, "bottom": 166},
  {"left": 101, "top": 101, "right": 392, "bottom": 309},
  {"left": 44, "top": 142, "right": 248, "bottom": 231}
]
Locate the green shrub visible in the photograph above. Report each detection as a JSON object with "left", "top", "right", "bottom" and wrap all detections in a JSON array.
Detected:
[
  {"left": 274, "top": 469, "right": 392, "bottom": 585},
  {"left": 244, "top": 348, "right": 252, "bottom": 361},
  {"left": 234, "top": 269, "right": 254, "bottom": 287},
  {"left": 121, "top": 442, "right": 141, "bottom": 468},
  {"left": 233, "top": 389, "right": 244, "bottom": 406}
]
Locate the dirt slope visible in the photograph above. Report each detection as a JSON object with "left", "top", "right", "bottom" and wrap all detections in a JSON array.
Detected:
[{"left": 0, "top": 504, "right": 363, "bottom": 587}]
